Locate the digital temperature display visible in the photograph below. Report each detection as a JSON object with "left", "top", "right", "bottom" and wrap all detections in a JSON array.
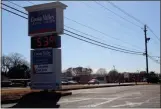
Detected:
[{"left": 31, "top": 34, "right": 61, "bottom": 49}]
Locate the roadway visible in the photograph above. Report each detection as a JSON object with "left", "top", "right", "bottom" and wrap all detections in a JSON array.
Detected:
[
  {"left": 1, "top": 84, "right": 160, "bottom": 108},
  {"left": 58, "top": 85, "right": 160, "bottom": 108}
]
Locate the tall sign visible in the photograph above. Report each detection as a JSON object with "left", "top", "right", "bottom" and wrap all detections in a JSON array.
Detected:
[{"left": 25, "top": 2, "right": 67, "bottom": 90}]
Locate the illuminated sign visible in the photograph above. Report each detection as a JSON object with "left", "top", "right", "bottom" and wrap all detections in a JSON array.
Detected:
[{"left": 31, "top": 34, "right": 61, "bottom": 49}]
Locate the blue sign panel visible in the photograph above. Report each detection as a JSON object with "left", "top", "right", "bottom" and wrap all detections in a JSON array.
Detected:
[
  {"left": 29, "top": 8, "right": 56, "bottom": 35},
  {"left": 32, "top": 49, "right": 53, "bottom": 65}
]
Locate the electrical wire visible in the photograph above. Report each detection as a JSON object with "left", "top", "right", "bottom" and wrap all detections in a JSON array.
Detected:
[
  {"left": 147, "top": 26, "right": 160, "bottom": 41},
  {"left": 2, "top": 6, "right": 143, "bottom": 56},
  {"left": 65, "top": 25, "right": 106, "bottom": 42},
  {"left": 150, "top": 56, "right": 160, "bottom": 58},
  {"left": 4, "top": 1, "right": 145, "bottom": 51},
  {"left": 64, "top": 29, "right": 143, "bottom": 54},
  {"left": 7, "top": 0, "right": 24, "bottom": 8},
  {"left": 64, "top": 33, "right": 143, "bottom": 55},
  {"left": 27, "top": 1, "right": 35, "bottom": 5},
  {"left": 2, "top": 7, "right": 28, "bottom": 19},
  {"left": 94, "top": 1, "right": 143, "bottom": 29},
  {"left": 148, "top": 55, "right": 160, "bottom": 64},
  {"left": 107, "top": 1, "right": 145, "bottom": 26},
  {"left": 65, "top": 25, "right": 142, "bottom": 51},
  {"left": 81, "top": 1, "right": 143, "bottom": 34},
  {"left": 65, "top": 17, "right": 144, "bottom": 51},
  {"left": 1, "top": 3, "right": 28, "bottom": 15},
  {"left": 106, "top": 1, "right": 160, "bottom": 42}
]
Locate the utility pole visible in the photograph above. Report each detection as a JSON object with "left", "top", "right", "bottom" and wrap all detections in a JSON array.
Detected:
[
  {"left": 113, "top": 65, "right": 115, "bottom": 70},
  {"left": 144, "top": 25, "right": 150, "bottom": 77}
]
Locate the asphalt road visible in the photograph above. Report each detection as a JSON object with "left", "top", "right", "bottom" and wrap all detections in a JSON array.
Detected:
[
  {"left": 1, "top": 85, "right": 160, "bottom": 108},
  {"left": 59, "top": 85, "right": 160, "bottom": 108}
]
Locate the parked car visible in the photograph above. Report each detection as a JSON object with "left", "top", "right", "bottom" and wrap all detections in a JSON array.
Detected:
[
  {"left": 61, "top": 80, "right": 68, "bottom": 85},
  {"left": 68, "top": 80, "right": 78, "bottom": 85},
  {"left": 88, "top": 79, "right": 99, "bottom": 85}
]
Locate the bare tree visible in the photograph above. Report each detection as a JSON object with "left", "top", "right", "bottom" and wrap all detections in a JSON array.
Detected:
[
  {"left": 65, "top": 67, "right": 75, "bottom": 77},
  {"left": 1, "top": 55, "right": 12, "bottom": 75},
  {"left": 96, "top": 68, "right": 107, "bottom": 76},
  {"left": 108, "top": 69, "right": 119, "bottom": 83},
  {"left": 73, "top": 67, "right": 92, "bottom": 76},
  {"left": 9, "top": 53, "right": 26, "bottom": 66},
  {"left": 1, "top": 53, "right": 30, "bottom": 78}
]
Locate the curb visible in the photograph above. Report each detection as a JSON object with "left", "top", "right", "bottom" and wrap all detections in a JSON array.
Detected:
[
  {"left": 136, "top": 83, "right": 160, "bottom": 85},
  {"left": 60, "top": 84, "right": 135, "bottom": 91},
  {"left": 1, "top": 91, "right": 72, "bottom": 104}
]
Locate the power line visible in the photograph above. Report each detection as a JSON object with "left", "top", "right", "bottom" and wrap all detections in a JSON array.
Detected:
[
  {"left": 82, "top": 1, "right": 143, "bottom": 34},
  {"left": 1, "top": 3, "right": 28, "bottom": 15},
  {"left": 7, "top": 0, "right": 24, "bottom": 8},
  {"left": 107, "top": 0, "right": 160, "bottom": 42},
  {"left": 149, "top": 58, "right": 160, "bottom": 64},
  {"left": 147, "top": 26, "right": 160, "bottom": 41},
  {"left": 65, "top": 17, "right": 144, "bottom": 51},
  {"left": 150, "top": 56, "right": 160, "bottom": 58},
  {"left": 2, "top": 7, "right": 143, "bottom": 56},
  {"left": 2, "top": 2, "right": 159, "bottom": 72},
  {"left": 107, "top": 1, "right": 145, "bottom": 26},
  {"left": 64, "top": 29, "right": 143, "bottom": 54},
  {"left": 150, "top": 38, "right": 160, "bottom": 50},
  {"left": 80, "top": 1, "right": 145, "bottom": 51},
  {"left": 64, "top": 33, "right": 143, "bottom": 55},
  {"left": 65, "top": 25, "right": 142, "bottom": 51},
  {"left": 94, "top": 1, "right": 142, "bottom": 29},
  {"left": 65, "top": 25, "right": 106, "bottom": 42},
  {"left": 27, "top": 1, "right": 35, "bottom": 5},
  {"left": 3, "top": 1, "right": 144, "bottom": 51},
  {"left": 2, "top": 7, "right": 28, "bottom": 19},
  {"left": 148, "top": 55, "right": 160, "bottom": 64}
]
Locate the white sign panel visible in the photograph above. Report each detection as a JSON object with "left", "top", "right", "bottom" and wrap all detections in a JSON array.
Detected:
[{"left": 34, "top": 64, "right": 53, "bottom": 73}]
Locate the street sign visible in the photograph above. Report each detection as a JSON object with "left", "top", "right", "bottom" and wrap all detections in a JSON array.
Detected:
[
  {"left": 31, "top": 34, "right": 61, "bottom": 49},
  {"left": 31, "top": 48, "right": 61, "bottom": 90}
]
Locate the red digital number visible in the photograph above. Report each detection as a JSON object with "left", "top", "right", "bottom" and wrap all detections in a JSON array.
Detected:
[
  {"left": 37, "top": 37, "right": 41, "bottom": 47},
  {"left": 49, "top": 35, "right": 55, "bottom": 46},
  {"left": 44, "top": 36, "right": 49, "bottom": 47}
]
